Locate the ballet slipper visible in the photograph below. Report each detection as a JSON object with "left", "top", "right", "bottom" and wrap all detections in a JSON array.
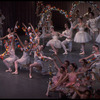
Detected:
[
  {"left": 29, "top": 74, "right": 32, "bottom": 79},
  {"left": 46, "top": 92, "right": 49, "bottom": 96},
  {"left": 5, "top": 69, "right": 12, "bottom": 72},
  {"left": 63, "top": 52, "right": 68, "bottom": 55},
  {"left": 12, "top": 71, "right": 18, "bottom": 75}
]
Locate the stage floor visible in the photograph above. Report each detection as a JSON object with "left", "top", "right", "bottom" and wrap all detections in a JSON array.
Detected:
[{"left": 0, "top": 35, "right": 100, "bottom": 99}]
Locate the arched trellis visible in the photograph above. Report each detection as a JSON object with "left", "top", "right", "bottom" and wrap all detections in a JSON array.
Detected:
[
  {"left": 37, "top": 4, "right": 70, "bottom": 29},
  {"left": 69, "top": 1, "right": 100, "bottom": 17},
  {"left": 36, "top": 1, "right": 100, "bottom": 28}
]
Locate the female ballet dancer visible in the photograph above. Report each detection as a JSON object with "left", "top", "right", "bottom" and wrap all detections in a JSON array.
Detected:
[
  {"left": 29, "top": 44, "right": 53, "bottom": 79},
  {"left": 22, "top": 23, "right": 40, "bottom": 49},
  {"left": 79, "top": 44, "right": 100, "bottom": 80},
  {"left": 46, "top": 59, "right": 66, "bottom": 96},
  {"left": 78, "top": 59, "right": 89, "bottom": 72},
  {"left": 61, "top": 20, "right": 73, "bottom": 54},
  {"left": 12, "top": 33, "right": 32, "bottom": 75},
  {"left": 46, "top": 26, "right": 64, "bottom": 55},
  {"left": 0, "top": 28, "right": 18, "bottom": 72},
  {"left": 86, "top": 12, "right": 100, "bottom": 43},
  {"left": 73, "top": 16, "right": 92, "bottom": 55},
  {"left": 50, "top": 63, "right": 84, "bottom": 92}
]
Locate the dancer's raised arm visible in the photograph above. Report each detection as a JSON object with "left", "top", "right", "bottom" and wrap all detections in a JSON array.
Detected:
[
  {"left": 28, "top": 23, "right": 37, "bottom": 36},
  {"left": 14, "top": 33, "right": 24, "bottom": 48},
  {"left": 14, "top": 21, "right": 18, "bottom": 32},
  {"left": 22, "top": 23, "right": 28, "bottom": 30}
]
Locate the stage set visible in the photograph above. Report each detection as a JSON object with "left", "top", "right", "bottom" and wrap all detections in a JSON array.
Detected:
[{"left": 0, "top": 1, "right": 100, "bottom": 99}]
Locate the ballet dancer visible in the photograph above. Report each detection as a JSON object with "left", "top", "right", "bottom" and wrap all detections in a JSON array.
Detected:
[{"left": 73, "top": 16, "right": 92, "bottom": 55}]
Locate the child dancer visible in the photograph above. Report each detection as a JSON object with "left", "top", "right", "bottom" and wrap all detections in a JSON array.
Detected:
[
  {"left": 46, "top": 59, "right": 66, "bottom": 96},
  {"left": 73, "top": 17, "right": 92, "bottom": 55},
  {"left": 50, "top": 63, "right": 83, "bottom": 92}
]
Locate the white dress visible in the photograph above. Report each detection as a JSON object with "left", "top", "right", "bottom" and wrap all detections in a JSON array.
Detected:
[
  {"left": 46, "top": 33, "right": 62, "bottom": 48},
  {"left": 74, "top": 23, "right": 92, "bottom": 43},
  {"left": 96, "top": 33, "right": 100, "bottom": 43},
  {"left": 91, "top": 53, "right": 100, "bottom": 74},
  {"left": 7, "top": 34, "right": 14, "bottom": 47},
  {"left": 16, "top": 47, "right": 31, "bottom": 65},
  {"left": 4, "top": 49, "right": 19, "bottom": 66}
]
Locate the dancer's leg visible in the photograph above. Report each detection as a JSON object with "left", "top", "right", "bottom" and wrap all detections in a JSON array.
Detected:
[
  {"left": 80, "top": 43, "right": 85, "bottom": 55},
  {"left": 3, "top": 60, "right": 12, "bottom": 72},
  {"left": 50, "top": 44, "right": 57, "bottom": 55},
  {"left": 61, "top": 40, "right": 68, "bottom": 54},
  {"left": 29, "top": 62, "right": 42, "bottom": 78},
  {"left": 12, "top": 61, "right": 19, "bottom": 74}
]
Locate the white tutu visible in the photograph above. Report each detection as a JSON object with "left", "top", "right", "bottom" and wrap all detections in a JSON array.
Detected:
[
  {"left": 16, "top": 51, "right": 31, "bottom": 65},
  {"left": 5, "top": 49, "right": 19, "bottom": 66},
  {"left": 96, "top": 34, "right": 100, "bottom": 43},
  {"left": 46, "top": 36, "right": 62, "bottom": 48},
  {"left": 74, "top": 30, "right": 92, "bottom": 43}
]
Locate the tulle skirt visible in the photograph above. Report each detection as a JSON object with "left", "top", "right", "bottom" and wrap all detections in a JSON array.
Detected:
[
  {"left": 74, "top": 31, "right": 92, "bottom": 43},
  {"left": 46, "top": 36, "right": 62, "bottom": 48},
  {"left": 96, "top": 34, "right": 100, "bottom": 43}
]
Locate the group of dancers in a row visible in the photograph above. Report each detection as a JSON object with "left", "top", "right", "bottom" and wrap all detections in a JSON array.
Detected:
[
  {"left": 45, "top": 43, "right": 100, "bottom": 99},
  {"left": 0, "top": 9, "right": 100, "bottom": 98}
]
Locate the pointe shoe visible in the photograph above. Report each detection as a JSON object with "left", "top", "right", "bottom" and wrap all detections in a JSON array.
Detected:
[
  {"left": 79, "top": 52, "right": 85, "bottom": 55},
  {"left": 63, "top": 52, "right": 68, "bottom": 55},
  {"left": 12, "top": 71, "right": 18, "bottom": 75}
]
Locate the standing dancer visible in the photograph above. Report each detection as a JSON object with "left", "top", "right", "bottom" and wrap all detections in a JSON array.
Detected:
[
  {"left": 61, "top": 20, "right": 73, "bottom": 54},
  {"left": 73, "top": 17, "right": 92, "bottom": 55},
  {"left": 86, "top": 12, "right": 100, "bottom": 43}
]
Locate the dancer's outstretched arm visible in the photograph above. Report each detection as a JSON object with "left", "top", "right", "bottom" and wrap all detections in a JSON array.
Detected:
[
  {"left": 52, "top": 54, "right": 63, "bottom": 65},
  {"left": 69, "top": 86, "right": 82, "bottom": 97},
  {"left": 79, "top": 54, "right": 94, "bottom": 62},
  {"left": 0, "top": 35, "right": 7, "bottom": 40}
]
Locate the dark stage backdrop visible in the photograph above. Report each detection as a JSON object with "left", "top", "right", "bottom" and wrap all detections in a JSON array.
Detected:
[{"left": 0, "top": 1, "right": 100, "bottom": 35}]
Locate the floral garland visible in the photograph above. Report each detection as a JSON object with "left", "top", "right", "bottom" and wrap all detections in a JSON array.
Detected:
[
  {"left": 69, "top": 1, "right": 100, "bottom": 17},
  {"left": 87, "top": 57, "right": 96, "bottom": 64},
  {"left": 39, "top": 5, "right": 69, "bottom": 19},
  {"left": 0, "top": 40, "right": 9, "bottom": 60},
  {"left": 22, "top": 27, "right": 39, "bottom": 49}
]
